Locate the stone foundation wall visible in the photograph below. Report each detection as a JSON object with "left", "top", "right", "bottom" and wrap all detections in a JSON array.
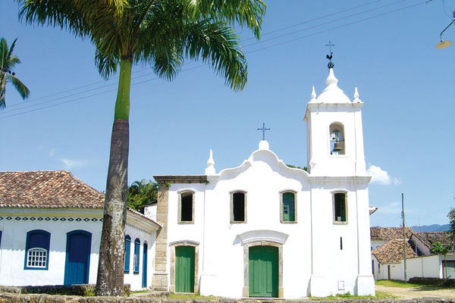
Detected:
[{"left": 2, "top": 293, "right": 455, "bottom": 303}]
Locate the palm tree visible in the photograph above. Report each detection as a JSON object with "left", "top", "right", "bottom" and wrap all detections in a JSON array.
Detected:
[
  {"left": 0, "top": 38, "right": 30, "bottom": 108},
  {"left": 127, "top": 179, "right": 158, "bottom": 212},
  {"left": 19, "top": 0, "right": 265, "bottom": 295}
]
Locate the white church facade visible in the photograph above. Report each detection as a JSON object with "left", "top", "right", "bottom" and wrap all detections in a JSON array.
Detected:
[
  {"left": 0, "top": 66, "right": 375, "bottom": 298},
  {"left": 149, "top": 67, "right": 375, "bottom": 298}
]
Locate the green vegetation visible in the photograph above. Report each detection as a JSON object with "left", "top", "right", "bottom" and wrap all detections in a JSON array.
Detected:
[
  {"left": 127, "top": 179, "right": 158, "bottom": 212},
  {"left": 310, "top": 290, "right": 395, "bottom": 300},
  {"left": 0, "top": 37, "right": 30, "bottom": 108},
  {"left": 376, "top": 280, "right": 427, "bottom": 288},
  {"left": 168, "top": 293, "right": 217, "bottom": 300}
]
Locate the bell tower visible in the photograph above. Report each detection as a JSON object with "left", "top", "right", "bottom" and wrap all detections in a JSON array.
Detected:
[{"left": 304, "top": 54, "right": 366, "bottom": 177}]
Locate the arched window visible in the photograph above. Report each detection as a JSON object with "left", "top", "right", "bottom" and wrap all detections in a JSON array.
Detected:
[
  {"left": 124, "top": 235, "right": 131, "bottom": 273},
  {"left": 330, "top": 123, "right": 345, "bottom": 155},
  {"left": 333, "top": 192, "right": 347, "bottom": 223},
  {"left": 134, "top": 238, "right": 140, "bottom": 274},
  {"left": 281, "top": 192, "right": 296, "bottom": 222},
  {"left": 179, "top": 192, "right": 194, "bottom": 223},
  {"left": 231, "top": 191, "right": 246, "bottom": 223},
  {"left": 25, "top": 229, "right": 51, "bottom": 270}
]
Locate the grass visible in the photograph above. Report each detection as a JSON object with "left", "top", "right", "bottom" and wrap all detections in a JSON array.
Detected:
[
  {"left": 310, "top": 290, "right": 396, "bottom": 300},
  {"left": 168, "top": 293, "right": 217, "bottom": 300},
  {"left": 376, "top": 280, "right": 427, "bottom": 288}
]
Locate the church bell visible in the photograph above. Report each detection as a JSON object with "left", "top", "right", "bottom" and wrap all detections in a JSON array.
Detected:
[{"left": 333, "top": 141, "right": 344, "bottom": 152}]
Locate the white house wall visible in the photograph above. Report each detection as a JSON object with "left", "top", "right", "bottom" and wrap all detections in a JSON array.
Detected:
[
  {"left": 0, "top": 209, "right": 102, "bottom": 286},
  {"left": 0, "top": 208, "right": 156, "bottom": 291},
  {"left": 124, "top": 225, "right": 156, "bottom": 291}
]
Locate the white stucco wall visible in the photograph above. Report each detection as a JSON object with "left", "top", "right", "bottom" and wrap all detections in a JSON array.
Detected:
[
  {"left": 124, "top": 225, "right": 156, "bottom": 290},
  {"left": 0, "top": 208, "right": 157, "bottom": 291},
  {"left": 165, "top": 147, "right": 374, "bottom": 298}
]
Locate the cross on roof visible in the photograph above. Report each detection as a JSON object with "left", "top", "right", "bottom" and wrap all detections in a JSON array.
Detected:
[
  {"left": 257, "top": 122, "right": 270, "bottom": 141},
  {"left": 326, "top": 40, "right": 335, "bottom": 53}
]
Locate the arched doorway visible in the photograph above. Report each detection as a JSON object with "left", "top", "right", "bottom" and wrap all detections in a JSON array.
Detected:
[
  {"left": 64, "top": 230, "right": 92, "bottom": 285},
  {"left": 249, "top": 246, "right": 278, "bottom": 297}
]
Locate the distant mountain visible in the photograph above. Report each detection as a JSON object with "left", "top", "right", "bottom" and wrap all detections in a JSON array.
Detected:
[{"left": 411, "top": 224, "right": 451, "bottom": 232}]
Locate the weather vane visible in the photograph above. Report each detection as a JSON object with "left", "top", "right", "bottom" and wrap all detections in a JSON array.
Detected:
[
  {"left": 257, "top": 122, "right": 270, "bottom": 141},
  {"left": 325, "top": 40, "right": 335, "bottom": 69}
]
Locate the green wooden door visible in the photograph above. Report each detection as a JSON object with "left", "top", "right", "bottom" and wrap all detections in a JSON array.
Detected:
[
  {"left": 249, "top": 246, "right": 278, "bottom": 297},
  {"left": 175, "top": 246, "right": 195, "bottom": 293}
]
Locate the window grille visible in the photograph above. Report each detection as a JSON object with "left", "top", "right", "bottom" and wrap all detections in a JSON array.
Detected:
[{"left": 26, "top": 247, "right": 47, "bottom": 268}]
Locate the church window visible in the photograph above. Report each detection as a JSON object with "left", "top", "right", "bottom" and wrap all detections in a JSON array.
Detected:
[
  {"left": 231, "top": 192, "right": 246, "bottom": 223},
  {"left": 334, "top": 193, "right": 347, "bottom": 223},
  {"left": 330, "top": 123, "right": 345, "bottom": 155},
  {"left": 179, "top": 192, "right": 194, "bottom": 223},
  {"left": 124, "top": 235, "right": 131, "bottom": 273},
  {"left": 134, "top": 238, "right": 140, "bottom": 274},
  {"left": 281, "top": 192, "right": 296, "bottom": 222},
  {"left": 25, "top": 229, "right": 50, "bottom": 270}
]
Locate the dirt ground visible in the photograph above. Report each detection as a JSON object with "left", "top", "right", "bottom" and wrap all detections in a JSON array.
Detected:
[{"left": 376, "top": 284, "right": 455, "bottom": 299}]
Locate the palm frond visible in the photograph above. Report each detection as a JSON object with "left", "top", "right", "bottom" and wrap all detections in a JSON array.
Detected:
[
  {"left": 95, "top": 48, "right": 119, "bottom": 79},
  {"left": 9, "top": 74, "right": 30, "bottom": 100},
  {"left": 190, "top": 0, "right": 266, "bottom": 39},
  {"left": 183, "top": 20, "right": 247, "bottom": 90}
]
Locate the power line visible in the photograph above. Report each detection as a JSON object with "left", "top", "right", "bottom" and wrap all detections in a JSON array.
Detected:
[
  {"left": 2, "top": 0, "right": 404, "bottom": 113},
  {"left": 0, "top": 0, "right": 429, "bottom": 120}
]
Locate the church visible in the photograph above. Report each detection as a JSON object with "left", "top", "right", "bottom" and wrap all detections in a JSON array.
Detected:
[
  {"left": 148, "top": 65, "right": 375, "bottom": 298},
  {"left": 0, "top": 64, "right": 375, "bottom": 298}
]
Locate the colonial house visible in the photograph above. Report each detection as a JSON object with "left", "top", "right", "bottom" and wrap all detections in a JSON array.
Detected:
[
  {"left": 0, "top": 171, "right": 160, "bottom": 291},
  {"left": 147, "top": 66, "right": 376, "bottom": 298},
  {"left": 371, "top": 227, "right": 455, "bottom": 281}
]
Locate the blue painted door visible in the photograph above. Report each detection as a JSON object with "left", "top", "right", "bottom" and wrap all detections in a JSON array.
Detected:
[
  {"left": 64, "top": 230, "right": 92, "bottom": 285},
  {"left": 142, "top": 243, "right": 148, "bottom": 288}
]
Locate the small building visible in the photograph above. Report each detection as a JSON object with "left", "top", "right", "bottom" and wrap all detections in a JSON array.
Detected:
[
  {"left": 371, "top": 228, "right": 455, "bottom": 280},
  {"left": 0, "top": 171, "right": 160, "bottom": 290}
]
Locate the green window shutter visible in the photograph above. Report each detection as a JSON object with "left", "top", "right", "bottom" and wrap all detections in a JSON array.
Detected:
[
  {"left": 175, "top": 246, "right": 195, "bottom": 293},
  {"left": 249, "top": 246, "right": 278, "bottom": 297},
  {"left": 282, "top": 193, "right": 295, "bottom": 222}
]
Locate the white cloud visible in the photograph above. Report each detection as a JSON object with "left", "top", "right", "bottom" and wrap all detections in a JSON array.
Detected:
[
  {"left": 367, "top": 164, "right": 400, "bottom": 185},
  {"left": 49, "top": 148, "right": 55, "bottom": 157},
  {"left": 59, "top": 158, "right": 88, "bottom": 169}
]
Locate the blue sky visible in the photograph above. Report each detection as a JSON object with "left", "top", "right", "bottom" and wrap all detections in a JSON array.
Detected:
[{"left": 1, "top": 0, "right": 454, "bottom": 227}]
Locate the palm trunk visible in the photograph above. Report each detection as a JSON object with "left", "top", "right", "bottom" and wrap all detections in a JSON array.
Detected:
[{"left": 95, "top": 59, "right": 132, "bottom": 296}]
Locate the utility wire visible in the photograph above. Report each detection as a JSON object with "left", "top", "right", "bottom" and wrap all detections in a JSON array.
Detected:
[
  {"left": 1, "top": 0, "right": 404, "bottom": 112},
  {"left": 0, "top": 0, "right": 429, "bottom": 120}
]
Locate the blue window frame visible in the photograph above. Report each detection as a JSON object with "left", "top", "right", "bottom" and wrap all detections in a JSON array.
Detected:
[
  {"left": 134, "top": 238, "right": 140, "bottom": 274},
  {"left": 24, "top": 229, "right": 51, "bottom": 270},
  {"left": 124, "top": 235, "right": 131, "bottom": 273},
  {"left": 0, "top": 231, "right": 2, "bottom": 248}
]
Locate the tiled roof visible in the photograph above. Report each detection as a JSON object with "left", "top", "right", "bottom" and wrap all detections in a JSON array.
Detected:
[
  {"left": 0, "top": 171, "right": 104, "bottom": 209},
  {"left": 372, "top": 239, "right": 418, "bottom": 264},
  {"left": 370, "top": 227, "right": 413, "bottom": 241},
  {"left": 415, "top": 232, "right": 453, "bottom": 248}
]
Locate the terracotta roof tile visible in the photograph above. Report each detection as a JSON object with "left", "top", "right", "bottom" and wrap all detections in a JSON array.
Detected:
[
  {"left": 372, "top": 239, "right": 417, "bottom": 264},
  {"left": 415, "top": 232, "right": 453, "bottom": 248},
  {"left": 370, "top": 227, "right": 413, "bottom": 241},
  {"left": 0, "top": 171, "right": 104, "bottom": 209}
]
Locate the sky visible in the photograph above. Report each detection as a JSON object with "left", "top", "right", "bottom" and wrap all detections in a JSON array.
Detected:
[{"left": 1, "top": 0, "right": 454, "bottom": 228}]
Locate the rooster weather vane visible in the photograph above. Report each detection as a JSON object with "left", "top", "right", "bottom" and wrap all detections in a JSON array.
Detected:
[{"left": 325, "top": 41, "right": 335, "bottom": 69}]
